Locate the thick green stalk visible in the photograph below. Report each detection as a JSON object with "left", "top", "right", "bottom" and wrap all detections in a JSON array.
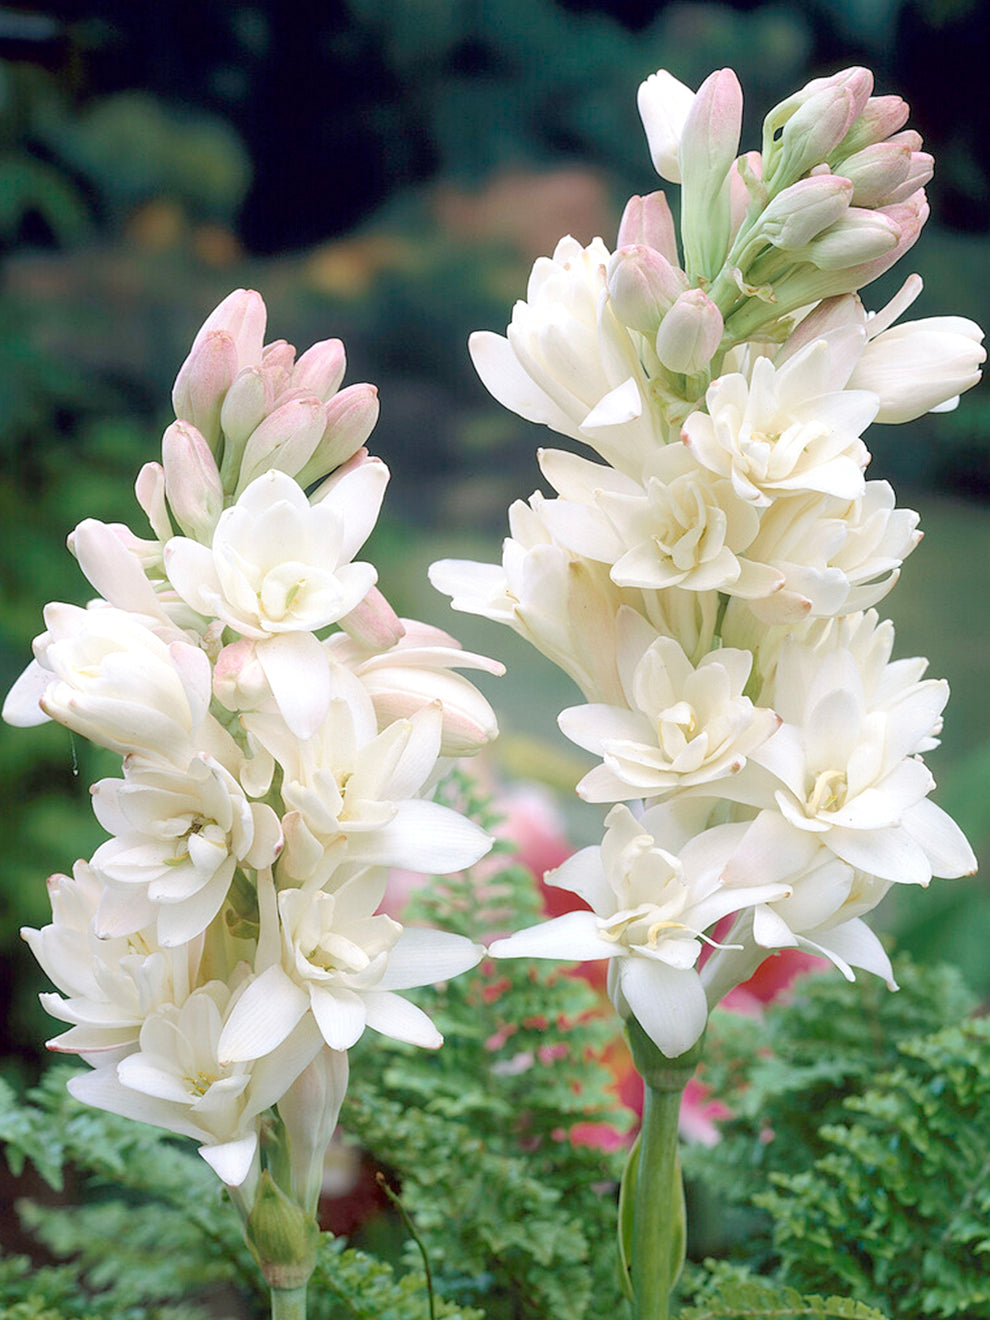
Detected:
[
  {"left": 619, "top": 1019, "right": 703, "bottom": 1320},
  {"left": 270, "top": 1284, "right": 308, "bottom": 1320}
]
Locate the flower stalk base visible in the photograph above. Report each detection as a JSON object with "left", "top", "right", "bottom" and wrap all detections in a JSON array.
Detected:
[
  {"left": 619, "top": 1019, "right": 703, "bottom": 1320},
  {"left": 270, "top": 1284, "right": 308, "bottom": 1320}
]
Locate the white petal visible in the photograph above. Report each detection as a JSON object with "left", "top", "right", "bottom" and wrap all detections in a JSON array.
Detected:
[
  {"left": 256, "top": 632, "right": 331, "bottom": 740},
  {"left": 199, "top": 1133, "right": 259, "bottom": 1187},
  {"left": 490, "top": 910, "right": 619, "bottom": 962},
  {"left": 309, "top": 986, "right": 367, "bottom": 1050},
  {"left": 901, "top": 797, "right": 977, "bottom": 878},
  {"left": 351, "top": 800, "right": 492, "bottom": 873},
  {"left": 217, "top": 965, "right": 309, "bottom": 1063},
  {"left": 617, "top": 957, "right": 708, "bottom": 1059},
  {"left": 813, "top": 918, "right": 896, "bottom": 988},
  {"left": 363, "top": 990, "right": 443, "bottom": 1048},
  {"left": 469, "top": 331, "right": 582, "bottom": 437},
  {"left": 376, "top": 927, "right": 482, "bottom": 990}
]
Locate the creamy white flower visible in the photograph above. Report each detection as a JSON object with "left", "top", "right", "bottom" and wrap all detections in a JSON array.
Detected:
[
  {"left": 217, "top": 877, "right": 483, "bottom": 1059},
  {"left": 849, "top": 314, "right": 985, "bottom": 423},
  {"left": 325, "top": 620, "right": 504, "bottom": 757},
  {"left": 164, "top": 466, "right": 383, "bottom": 641},
  {"left": 537, "top": 444, "right": 784, "bottom": 600},
  {"left": 68, "top": 978, "right": 323, "bottom": 1187},
  {"left": 558, "top": 609, "right": 779, "bottom": 803},
  {"left": 3, "top": 602, "right": 214, "bottom": 767},
  {"left": 469, "top": 236, "right": 662, "bottom": 475},
  {"left": 742, "top": 481, "right": 921, "bottom": 624},
  {"left": 720, "top": 640, "right": 976, "bottom": 887},
  {"left": 431, "top": 494, "right": 721, "bottom": 703},
  {"left": 682, "top": 341, "right": 878, "bottom": 506},
  {"left": 243, "top": 664, "right": 493, "bottom": 885},
  {"left": 90, "top": 756, "right": 283, "bottom": 947},
  {"left": 22, "top": 860, "right": 201, "bottom": 1061},
  {"left": 490, "top": 801, "right": 790, "bottom": 1057}
]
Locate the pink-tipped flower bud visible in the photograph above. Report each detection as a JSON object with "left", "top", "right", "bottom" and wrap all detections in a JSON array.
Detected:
[
  {"left": 296, "top": 383, "right": 381, "bottom": 487},
  {"left": 261, "top": 339, "right": 297, "bottom": 400},
  {"left": 606, "top": 244, "right": 688, "bottom": 334},
  {"left": 769, "top": 85, "right": 860, "bottom": 187},
  {"left": 161, "top": 420, "right": 225, "bottom": 543},
  {"left": 171, "top": 330, "right": 238, "bottom": 453},
  {"left": 187, "top": 288, "right": 267, "bottom": 369},
  {"left": 654, "top": 288, "right": 724, "bottom": 374},
  {"left": 840, "top": 142, "right": 909, "bottom": 205},
  {"left": 637, "top": 69, "right": 696, "bottom": 183},
  {"left": 337, "top": 585, "right": 406, "bottom": 650},
  {"left": 802, "top": 206, "right": 901, "bottom": 270},
  {"left": 617, "top": 192, "right": 679, "bottom": 265},
  {"left": 882, "top": 153, "right": 934, "bottom": 206},
  {"left": 290, "top": 337, "right": 347, "bottom": 402},
  {"left": 234, "top": 396, "right": 327, "bottom": 494},
  {"left": 679, "top": 68, "right": 743, "bottom": 197},
  {"left": 219, "top": 366, "right": 274, "bottom": 453},
  {"left": 213, "top": 638, "right": 269, "bottom": 713},
  {"left": 760, "top": 174, "right": 853, "bottom": 249},
  {"left": 134, "top": 461, "right": 173, "bottom": 543},
  {"left": 838, "top": 95, "right": 911, "bottom": 155}
]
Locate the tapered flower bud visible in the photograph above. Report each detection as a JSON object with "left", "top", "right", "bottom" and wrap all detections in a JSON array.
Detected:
[
  {"left": 606, "top": 244, "right": 688, "bottom": 334},
  {"left": 759, "top": 175, "right": 853, "bottom": 250},
  {"left": 837, "top": 95, "right": 910, "bottom": 156},
  {"left": 220, "top": 367, "right": 273, "bottom": 454},
  {"left": 679, "top": 68, "right": 742, "bottom": 278},
  {"left": 616, "top": 191, "right": 679, "bottom": 265},
  {"left": 801, "top": 206, "right": 900, "bottom": 270},
  {"left": 245, "top": 1170, "right": 320, "bottom": 1291},
  {"left": 290, "top": 337, "right": 347, "bottom": 401},
  {"left": 637, "top": 69, "right": 695, "bottom": 183},
  {"left": 336, "top": 584, "right": 405, "bottom": 650},
  {"left": 839, "top": 142, "right": 933, "bottom": 209},
  {"left": 234, "top": 396, "right": 327, "bottom": 494},
  {"left": 768, "top": 86, "right": 860, "bottom": 189},
  {"left": 161, "top": 421, "right": 224, "bottom": 543},
  {"left": 654, "top": 289, "right": 724, "bottom": 375},
  {"left": 135, "top": 461, "right": 174, "bottom": 543},
  {"left": 189, "top": 288, "right": 267, "bottom": 367},
  {"left": 276, "top": 1050, "right": 349, "bottom": 1215},
  {"left": 171, "top": 331, "right": 238, "bottom": 454},
  {"left": 295, "top": 383, "right": 381, "bottom": 487}
]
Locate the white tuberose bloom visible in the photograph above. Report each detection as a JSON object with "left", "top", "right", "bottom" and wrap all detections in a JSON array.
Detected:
[
  {"left": 682, "top": 341, "right": 878, "bottom": 506},
  {"left": 558, "top": 609, "right": 779, "bottom": 802},
  {"left": 69, "top": 978, "right": 323, "bottom": 1188},
  {"left": 90, "top": 756, "right": 283, "bottom": 948},
  {"left": 22, "top": 860, "right": 200, "bottom": 1061},
  {"left": 164, "top": 465, "right": 384, "bottom": 640},
  {"left": 490, "top": 802, "right": 790, "bottom": 1057},
  {"left": 722, "top": 640, "right": 977, "bottom": 888},
  {"left": 217, "top": 875, "right": 483, "bottom": 1060},
  {"left": 245, "top": 664, "right": 493, "bottom": 884},
  {"left": 3, "top": 603, "right": 212, "bottom": 767}
]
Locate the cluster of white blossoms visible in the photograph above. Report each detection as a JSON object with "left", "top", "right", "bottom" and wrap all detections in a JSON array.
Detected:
[
  {"left": 5, "top": 292, "right": 503, "bottom": 1203},
  {"left": 431, "top": 66, "right": 984, "bottom": 1059}
]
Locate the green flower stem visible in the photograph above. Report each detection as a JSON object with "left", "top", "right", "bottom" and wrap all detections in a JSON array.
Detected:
[
  {"left": 270, "top": 1284, "right": 308, "bottom": 1320},
  {"left": 620, "top": 1019, "right": 703, "bottom": 1320}
]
